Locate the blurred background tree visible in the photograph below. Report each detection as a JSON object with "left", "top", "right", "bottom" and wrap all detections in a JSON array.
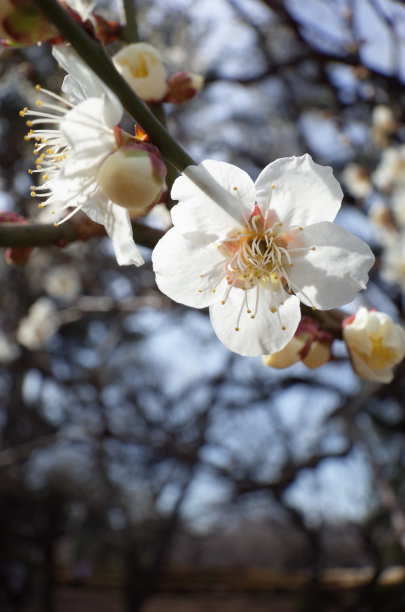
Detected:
[{"left": 1, "top": 0, "right": 405, "bottom": 611}]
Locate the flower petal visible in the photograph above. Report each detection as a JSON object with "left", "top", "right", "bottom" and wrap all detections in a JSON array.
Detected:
[
  {"left": 61, "top": 99, "right": 117, "bottom": 173},
  {"left": 152, "top": 226, "right": 227, "bottom": 307},
  {"left": 171, "top": 160, "right": 256, "bottom": 235},
  {"left": 52, "top": 46, "right": 122, "bottom": 120},
  {"left": 209, "top": 288, "right": 301, "bottom": 356},
  {"left": 288, "top": 222, "right": 375, "bottom": 309},
  {"left": 84, "top": 197, "right": 144, "bottom": 266},
  {"left": 255, "top": 154, "right": 343, "bottom": 227}
]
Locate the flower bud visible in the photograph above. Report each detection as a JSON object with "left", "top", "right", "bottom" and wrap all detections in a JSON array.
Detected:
[
  {"left": 165, "top": 71, "right": 204, "bottom": 104},
  {"left": 0, "top": 0, "right": 58, "bottom": 45},
  {"left": 262, "top": 336, "right": 303, "bottom": 369},
  {"left": 302, "top": 336, "right": 332, "bottom": 369},
  {"left": 343, "top": 307, "right": 405, "bottom": 383},
  {"left": 0, "top": 211, "right": 33, "bottom": 265},
  {"left": 263, "top": 317, "right": 333, "bottom": 370},
  {"left": 98, "top": 142, "right": 167, "bottom": 215},
  {"left": 5, "top": 245, "right": 33, "bottom": 265},
  {"left": 112, "top": 43, "right": 168, "bottom": 102}
]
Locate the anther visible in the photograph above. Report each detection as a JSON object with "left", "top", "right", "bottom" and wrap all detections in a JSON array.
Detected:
[
  {"left": 53, "top": 222, "right": 58, "bottom": 227},
  {"left": 35, "top": 84, "right": 41, "bottom": 91},
  {"left": 270, "top": 306, "right": 277, "bottom": 313},
  {"left": 198, "top": 289, "right": 202, "bottom": 293},
  {"left": 200, "top": 274, "right": 204, "bottom": 278},
  {"left": 271, "top": 184, "right": 276, "bottom": 189},
  {"left": 221, "top": 300, "right": 225, "bottom": 305},
  {"left": 26, "top": 120, "right": 33, "bottom": 127},
  {"left": 251, "top": 315, "right": 255, "bottom": 319},
  {"left": 281, "top": 325, "right": 286, "bottom": 330},
  {"left": 311, "top": 247, "right": 316, "bottom": 251},
  {"left": 211, "top": 289, "right": 216, "bottom": 293},
  {"left": 235, "top": 327, "right": 239, "bottom": 331},
  {"left": 31, "top": 192, "right": 36, "bottom": 197},
  {"left": 36, "top": 100, "right": 42, "bottom": 106}
]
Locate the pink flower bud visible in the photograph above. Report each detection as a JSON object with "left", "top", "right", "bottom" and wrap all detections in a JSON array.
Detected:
[
  {"left": 98, "top": 142, "right": 167, "bottom": 215},
  {"left": 5, "top": 245, "right": 33, "bottom": 265},
  {"left": 0, "top": 210, "right": 33, "bottom": 265},
  {"left": 165, "top": 71, "right": 204, "bottom": 104}
]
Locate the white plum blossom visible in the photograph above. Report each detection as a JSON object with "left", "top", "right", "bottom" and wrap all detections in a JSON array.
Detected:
[
  {"left": 372, "top": 145, "right": 405, "bottom": 192},
  {"left": 343, "top": 307, "right": 405, "bottom": 383},
  {"left": 22, "top": 45, "right": 143, "bottom": 267},
  {"left": 112, "top": 43, "right": 168, "bottom": 102},
  {"left": 17, "top": 297, "right": 59, "bottom": 350},
  {"left": 152, "top": 155, "right": 375, "bottom": 356},
  {"left": 0, "top": 332, "right": 20, "bottom": 364},
  {"left": 342, "top": 163, "right": 372, "bottom": 199},
  {"left": 380, "top": 235, "right": 405, "bottom": 292},
  {"left": 43, "top": 265, "right": 81, "bottom": 301}
]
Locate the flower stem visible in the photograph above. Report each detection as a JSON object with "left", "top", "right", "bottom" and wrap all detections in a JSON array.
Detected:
[
  {"left": 31, "top": 0, "right": 195, "bottom": 172},
  {"left": 120, "top": 0, "right": 139, "bottom": 44}
]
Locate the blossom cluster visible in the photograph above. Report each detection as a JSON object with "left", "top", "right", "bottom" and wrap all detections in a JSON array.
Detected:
[{"left": 1, "top": 1, "right": 403, "bottom": 383}]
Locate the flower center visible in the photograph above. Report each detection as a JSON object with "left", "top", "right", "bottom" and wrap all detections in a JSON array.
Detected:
[
  {"left": 197, "top": 188, "right": 316, "bottom": 333},
  {"left": 359, "top": 335, "right": 397, "bottom": 370}
]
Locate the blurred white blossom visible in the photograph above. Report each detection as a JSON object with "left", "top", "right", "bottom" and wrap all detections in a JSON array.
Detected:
[
  {"left": 43, "top": 266, "right": 81, "bottom": 301},
  {"left": 17, "top": 297, "right": 59, "bottom": 350},
  {"left": 342, "top": 163, "right": 372, "bottom": 199}
]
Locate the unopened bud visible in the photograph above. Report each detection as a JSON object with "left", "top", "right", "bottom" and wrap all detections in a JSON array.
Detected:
[
  {"left": 165, "top": 71, "right": 204, "bottom": 104},
  {"left": 263, "top": 317, "right": 333, "bottom": 370},
  {"left": 98, "top": 142, "right": 167, "bottom": 215},
  {"left": 262, "top": 337, "right": 304, "bottom": 369},
  {"left": 302, "top": 337, "right": 332, "bottom": 369},
  {"left": 112, "top": 42, "right": 168, "bottom": 102},
  {"left": 0, "top": 210, "right": 33, "bottom": 265},
  {"left": 0, "top": 0, "right": 58, "bottom": 45},
  {"left": 343, "top": 307, "right": 405, "bottom": 383},
  {"left": 6, "top": 245, "right": 33, "bottom": 265}
]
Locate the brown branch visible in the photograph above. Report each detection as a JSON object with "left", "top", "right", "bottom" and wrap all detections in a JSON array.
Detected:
[{"left": 0, "top": 213, "right": 164, "bottom": 249}]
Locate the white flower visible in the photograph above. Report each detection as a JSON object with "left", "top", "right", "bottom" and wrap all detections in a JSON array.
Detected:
[
  {"left": 372, "top": 145, "right": 405, "bottom": 192},
  {"left": 43, "top": 265, "right": 81, "bottom": 301},
  {"left": 372, "top": 105, "right": 396, "bottom": 147},
  {"left": 343, "top": 307, "right": 405, "bottom": 383},
  {"left": 112, "top": 43, "right": 168, "bottom": 102},
  {"left": 391, "top": 188, "right": 405, "bottom": 230},
  {"left": 0, "top": 332, "right": 20, "bottom": 364},
  {"left": 17, "top": 297, "right": 59, "bottom": 350},
  {"left": 152, "top": 155, "right": 375, "bottom": 356},
  {"left": 380, "top": 235, "right": 405, "bottom": 292},
  {"left": 22, "top": 45, "right": 143, "bottom": 267},
  {"left": 341, "top": 163, "right": 372, "bottom": 199}
]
